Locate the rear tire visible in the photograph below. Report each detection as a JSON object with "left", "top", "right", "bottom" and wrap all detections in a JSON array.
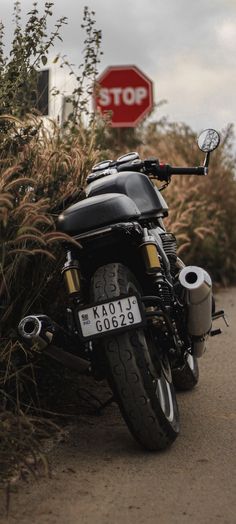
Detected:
[{"left": 91, "top": 263, "right": 179, "bottom": 451}]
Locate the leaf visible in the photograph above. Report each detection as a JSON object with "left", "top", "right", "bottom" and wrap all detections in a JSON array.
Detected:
[
  {"left": 9, "top": 248, "right": 55, "bottom": 261},
  {"left": 52, "top": 55, "right": 59, "bottom": 64},
  {"left": 8, "top": 234, "right": 47, "bottom": 246},
  {"left": 41, "top": 55, "right": 47, "bottom": 66},
  {"left": 43, "top": 232, "right": 82, "bottom": 249},
  {"left": 0, "top": 195, "right": 14, "bottom": 210}
]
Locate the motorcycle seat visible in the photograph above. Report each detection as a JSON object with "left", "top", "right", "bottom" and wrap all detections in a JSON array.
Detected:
[{"left": 57, "top": 193, "right": 141, "bottom": 235}]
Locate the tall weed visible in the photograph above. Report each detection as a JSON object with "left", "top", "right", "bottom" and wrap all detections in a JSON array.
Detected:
[{"left": 0, "top": 2, "right": 102, "bottom": 483}]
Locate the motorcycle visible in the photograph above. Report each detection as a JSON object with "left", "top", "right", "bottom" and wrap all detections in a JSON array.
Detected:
[{"left": 18, "top": 128, "right": 226, "bottom": 451}]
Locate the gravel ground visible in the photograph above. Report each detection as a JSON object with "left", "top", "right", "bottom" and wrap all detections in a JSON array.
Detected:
[{"left": 0, "top": 287, "right": 235, "bottom": 524}]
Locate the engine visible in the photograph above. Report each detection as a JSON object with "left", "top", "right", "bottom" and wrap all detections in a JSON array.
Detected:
[{"left": 160, "top": 232, "right": 177, "bottom": 276}]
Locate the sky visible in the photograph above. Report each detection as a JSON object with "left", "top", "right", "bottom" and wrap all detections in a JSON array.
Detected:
[{"left": 1, "top": 0, "right": 236, "bottom": 133}]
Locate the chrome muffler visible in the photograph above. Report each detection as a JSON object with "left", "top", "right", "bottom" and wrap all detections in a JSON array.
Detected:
[
  {"left": 18, "top": 314, "right": 90, "bottom": 373},
  {"left": 18, "top": 315, "right": 56, "bottom": 349},
  {"left": 179, "top": 266, "right": 212, "bottom": 357}
]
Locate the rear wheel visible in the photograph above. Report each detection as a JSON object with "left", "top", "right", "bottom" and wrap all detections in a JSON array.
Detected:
[{"left": 91, "top": 263, "right": 179, "bottom": 451}]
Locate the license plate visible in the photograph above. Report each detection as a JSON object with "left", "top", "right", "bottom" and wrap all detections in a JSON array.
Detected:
[{"left": 78, "top": 296, "right": 143, "bottom": 338}]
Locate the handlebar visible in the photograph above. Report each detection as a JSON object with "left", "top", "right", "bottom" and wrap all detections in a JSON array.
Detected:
[
  {"left": 87, "top": 156, "right": 208, "bottom": 185},
  {"left": 156, "top": 164, "right": 207, "bottom": 177},
  {"left": 117, "top": 159, "right": 207, "bottom": 180}
]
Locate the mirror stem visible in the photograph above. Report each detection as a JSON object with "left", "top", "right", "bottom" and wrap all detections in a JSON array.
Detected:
[{"left": 204, "top": 151, "right": 210, "bottom": 168}]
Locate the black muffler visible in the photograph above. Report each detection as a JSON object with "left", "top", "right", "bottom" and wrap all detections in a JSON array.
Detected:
[{"left": 18, "top": 314, "right": 90, "bottom": 373}]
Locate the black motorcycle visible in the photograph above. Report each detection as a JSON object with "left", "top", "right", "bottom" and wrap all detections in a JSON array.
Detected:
[{"left": 19, "top": 128, "right": 226, "bottom": 451}]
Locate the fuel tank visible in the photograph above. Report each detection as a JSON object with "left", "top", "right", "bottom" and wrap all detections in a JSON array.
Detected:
[{"left": 86, "top": 171, "right": 168, "bottom": 218}]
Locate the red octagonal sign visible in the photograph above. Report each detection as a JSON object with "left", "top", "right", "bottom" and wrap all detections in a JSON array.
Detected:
[{"left": 94, "top": 65, "right": 154, "bottom": 127}]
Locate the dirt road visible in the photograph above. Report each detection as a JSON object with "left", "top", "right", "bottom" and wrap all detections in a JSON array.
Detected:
[{"left": 1, "top": 288, "right": 236, "bottom": 524}]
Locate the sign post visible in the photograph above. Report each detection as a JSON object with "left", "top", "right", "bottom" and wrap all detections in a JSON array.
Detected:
[{"left": 94, "top": 65, "right": 154, "bottom": 127}]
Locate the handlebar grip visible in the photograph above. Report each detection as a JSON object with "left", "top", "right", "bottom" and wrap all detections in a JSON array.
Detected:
[{"left": 168, "top": 166, "right": 206, "bottom": 175}]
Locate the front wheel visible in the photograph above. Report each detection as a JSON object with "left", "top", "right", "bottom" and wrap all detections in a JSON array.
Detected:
[{"left": 91, "top": 263, "right": 179, "bottom": 451}]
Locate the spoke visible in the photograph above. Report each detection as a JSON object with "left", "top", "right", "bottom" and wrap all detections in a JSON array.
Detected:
[
  {"left": 187, "top": 354, "right": 195, "bottom": 371},
  {"left": 157, "top": 379, "right": 166, "bottom": 413},
  {"left": 165, "top": 382, "right": 174, "bottom": 422},
  {"left": 157, "top": 376, "right": 174, "bottom": 423}
]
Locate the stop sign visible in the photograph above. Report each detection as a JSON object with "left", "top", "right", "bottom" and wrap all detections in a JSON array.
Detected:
[{"left": 94, "top": 65, "right": 154, "bottom": 127}]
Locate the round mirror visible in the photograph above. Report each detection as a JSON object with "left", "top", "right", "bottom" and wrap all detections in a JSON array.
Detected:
[
  {"left": 92, "top": 159, "right": 113, "bottom": 172},
  {"left": 197, "top": 129, "right": 220, "bottom": 152}
]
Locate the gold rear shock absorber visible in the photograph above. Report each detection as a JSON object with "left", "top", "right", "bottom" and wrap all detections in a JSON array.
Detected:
[
  {"left": 62, "top": 251, "right": 81, "bottom": 296},
  {"left": 139, "top": 228, "right": 161, "bottom": 274}
]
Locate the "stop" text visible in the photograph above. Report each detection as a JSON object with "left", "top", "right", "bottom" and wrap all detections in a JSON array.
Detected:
[{"left": 98, "top": 87, "right": 148, "bottom": 106}]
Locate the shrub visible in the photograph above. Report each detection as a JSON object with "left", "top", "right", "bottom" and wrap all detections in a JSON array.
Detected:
[{"left": 0, "top": 2, "right": 102, "bottom": 483}]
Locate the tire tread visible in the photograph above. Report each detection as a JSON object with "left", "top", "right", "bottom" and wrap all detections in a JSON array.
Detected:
[{"left": 91, "top": 263, "right": 179, "bottom": 450}]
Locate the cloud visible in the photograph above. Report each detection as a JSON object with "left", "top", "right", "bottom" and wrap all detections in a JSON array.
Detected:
[
  {"left": 156, "top": 55, "right": 235, "bottom": 130},
  {"left": 217, "top": 19, "right": 236, "bottom": 48}
]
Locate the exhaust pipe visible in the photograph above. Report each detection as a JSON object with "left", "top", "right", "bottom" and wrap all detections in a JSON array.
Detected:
[
  {"left": 18, "top": 315, "right": 90, "bottom": 373},
  {"left": 18, "top": 315, "right": 56, "bottom": 349},
  {"left": 179, "top": 266, "right": 212, "bottom": 357}
]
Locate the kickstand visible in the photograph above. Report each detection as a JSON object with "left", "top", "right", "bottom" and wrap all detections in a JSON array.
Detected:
[{"left": 212, "top": 310, "right": 229, "bottom": 326}]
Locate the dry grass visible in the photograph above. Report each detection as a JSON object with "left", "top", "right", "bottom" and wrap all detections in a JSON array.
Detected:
[{"left": 0, "top": 114, "right": 100, "bottom": 483}]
